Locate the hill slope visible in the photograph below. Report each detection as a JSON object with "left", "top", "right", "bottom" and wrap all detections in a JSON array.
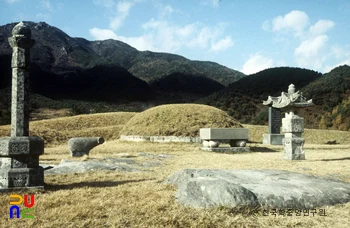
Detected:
[
  {"left": 197, "top": 67, "right": 322, "bottom": 124},
  {"left": 302, "top": 65, "right": 350, "bottom": 130}
]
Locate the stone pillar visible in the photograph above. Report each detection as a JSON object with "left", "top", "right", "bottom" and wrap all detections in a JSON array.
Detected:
[
  {"left": 282, "top": 112, "right": 305, "bottom": 160},
  {"left": 0, "top": 22, "right": 44, "bottom": 190},
  {"left": 263, "top": 106, "right": 284, "bottom": 145}
]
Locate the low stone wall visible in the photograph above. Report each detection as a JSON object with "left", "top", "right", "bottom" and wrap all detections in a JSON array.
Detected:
[{"left": 120, "top": 135, "right": 201, "bottom": 143}]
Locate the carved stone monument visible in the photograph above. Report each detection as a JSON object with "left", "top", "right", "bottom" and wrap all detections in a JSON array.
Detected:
[
  {"left": 262, "top": 106, "right": 284, "bottom": 145},
  {"left": 0, "top": 22, "right": 44, "bottom": 190},
  {"left": 263, "top": 84, "right": 313, "bottom": 160}
]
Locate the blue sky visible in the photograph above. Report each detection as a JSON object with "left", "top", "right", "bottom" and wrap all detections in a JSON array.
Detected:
[{"left": 1, "top": 0, "right": 350, "bottom": 74}]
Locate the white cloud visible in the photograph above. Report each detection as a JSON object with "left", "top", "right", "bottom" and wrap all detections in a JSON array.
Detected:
[
  {"left": 160, "top": 5, "right": 174, "bottom": 18},
  {"left": 211, "top": 36, "right": 234, "bottom": 52},
  {"left": 89, "top": 27, "right": 155, "bottom": 51},
  {"left": 40, "top": 0, "right": 53, "bottom": 11},
  {"left": 271, "top": 10, "right": 309, "bottom": 36},
  {"left": 90, "top": 19, "right": 234, "bottom": 53},
  {"left": 294, "top": 35, "right": 328, "bottom": 70},
  {"left": 109, "top": 1, "right": 135, "bottom": 30},
  {"left": 323, "top": 59, "right": 350, "bottom": 73},
  {"left": 309, "top": 20, "right": 335, "bottom": 35},
  {"left": 89, "top": 28, "right": 118, "bottom": 40},
  {"left": 241, "top": 54, "right": 274, "bottom": 75}
]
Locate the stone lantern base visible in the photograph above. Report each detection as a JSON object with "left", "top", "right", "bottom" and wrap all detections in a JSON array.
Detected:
[
  {"left": 282, "top": 134, "right": 305, "bottom": 160},
  {"left": 0, "top": 136, "right": 44, "bottom": 190}
]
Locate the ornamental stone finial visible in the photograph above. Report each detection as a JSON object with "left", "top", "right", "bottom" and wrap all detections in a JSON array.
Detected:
[
  {"left": 288, "top": 84, "right": 295, "bottom": 94},
  {"left": 12, "top": 21, "right": 32, "bottom": 37}
]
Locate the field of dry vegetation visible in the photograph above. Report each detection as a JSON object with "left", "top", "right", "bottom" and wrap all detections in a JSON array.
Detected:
[{"left": 0, "top": 110, "right": 349, "bottom": 227}]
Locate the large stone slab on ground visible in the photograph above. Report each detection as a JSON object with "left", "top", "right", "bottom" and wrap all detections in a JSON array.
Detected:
[
  {"left": 44, "top": 153, "right": 174, "bottom": 175},
  {"left": 164, "top": 169, "right": 350, "bottom": 209},
  {"left": 201, "top": 147, "right": 250, "bottom": 153}
]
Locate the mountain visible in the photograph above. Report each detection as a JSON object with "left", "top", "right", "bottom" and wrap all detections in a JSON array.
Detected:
[
  {"left": 301, "top": 65, "right": 350, "bottom": 130},
  {"left": 0, "top": 21, "right": 245, "bottom": 101},
  {"left": 196, "top": 67, "right": 322, "bottom": 125}
]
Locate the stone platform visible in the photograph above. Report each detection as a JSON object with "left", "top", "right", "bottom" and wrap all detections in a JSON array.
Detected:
[
  {"left": 200, "top": 147, "right": 250, "bottom": 153},
  {"left": 262, "top": 134, "right": 284, "bottom": 145}
]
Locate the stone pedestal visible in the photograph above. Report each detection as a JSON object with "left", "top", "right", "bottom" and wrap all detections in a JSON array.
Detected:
[
  {"left": 262, "top": 134, "right": 284, "bottom": 145},
  {"left": 0, "top": 137, "right": 44, "bottom": 189},
  {"left": 282, "top": 113, "right": 305, "bottom": 160}
]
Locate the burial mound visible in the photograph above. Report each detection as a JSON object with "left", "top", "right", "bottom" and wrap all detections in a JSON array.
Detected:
[{"left": 120, "top": 104, "right": 242, "bottom": 137}]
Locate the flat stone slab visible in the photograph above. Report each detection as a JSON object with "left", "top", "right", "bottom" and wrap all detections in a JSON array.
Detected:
[
  {"left": 164, "top": 169, "right": 350, "bottom": 209},
  {"left": 200, "top": 128, "right": 249, "bottom": 140},
  {"left": 44, "top": 153, "right": 174, "bottom": 175},
  {"left": 45, "top": 159, "right": 143, "bottom": 175},
  {"left": 201, "top": 147, "right": 250, "bottom": 153}
]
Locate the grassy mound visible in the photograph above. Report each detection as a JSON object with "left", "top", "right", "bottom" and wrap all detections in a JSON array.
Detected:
[
  {"left": 120, "top": 104, "right": 243, "bottom": 137},
  {"left": 0, "top": 112, "right": 137, "bottom": 146}
]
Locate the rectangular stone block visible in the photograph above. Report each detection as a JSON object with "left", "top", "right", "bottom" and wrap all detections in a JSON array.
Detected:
[
  {"left": 282, "top": 116, "right": 304, "bottom": 133},
  {"left": 262, "top": 134, "right": 284, "bottom": 145},
  {"left": 0, "top": 156, "right": 39, "bottom": 169},
  {"left": 0, "top": 137, "right": 44, "bottom": 156},
  {"left": 0, "top": 167, "right": 44, "bottom": 188},
  {"left": 282, "top": 137, "right": 305, "bottom": 160},
  {"left": 200, "top": 128, "right": 249, "bottom": 140}
]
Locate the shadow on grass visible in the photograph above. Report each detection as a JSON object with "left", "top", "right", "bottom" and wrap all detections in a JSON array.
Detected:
[
  {"left": 44, "top": 178, "right": 154, "bottom": 191},
  {"left": 249, "top": 147, "right": 279, "bottom": 152},
  {"left": 317, "top": 157, "right": 350, "bottom": 162}
]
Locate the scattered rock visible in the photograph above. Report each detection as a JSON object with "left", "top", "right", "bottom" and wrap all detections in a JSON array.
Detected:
[{"left": 164, "top": 169, "right": 350, "bottom": 209}]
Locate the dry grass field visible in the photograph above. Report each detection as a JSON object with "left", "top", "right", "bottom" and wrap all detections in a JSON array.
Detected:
[{"left": 0, "top": 109, "right": 349, "bottom": 227}]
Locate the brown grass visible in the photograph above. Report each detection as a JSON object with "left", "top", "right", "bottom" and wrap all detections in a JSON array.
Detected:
[
  {"left": 244, "top": 124, "right": 350, "bottom": 144},
  {"left": 0, "top": 112, "right": 136, "bottom": 147},
  {"left": 120, "top": 104, "right": 242, "bottom": 137},
  {"left": 0, "top": 110, "right": 349, "bottom": 227},
  {"left": 0, "top": 141, "right": 349, "bottom": 228}
]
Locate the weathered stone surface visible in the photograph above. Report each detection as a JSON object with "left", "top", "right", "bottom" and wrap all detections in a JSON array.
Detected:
[
  {"left": 202, "top": 140, "right": 220, "bottom": 148},
  {"left": 201, "top": 147, "right": 250, "bottom": 153},
  {"left": 268, "top": 107, "right": 281, "bottom": 134},
  {"left": 282, "top": 112, "right": 306, "bottom": 160},
  {"left": 45, "top": 159, "right": 142, "bottom": 175},
  {"left": 0, "top": 167, "right": 44, "bottom": 188},
  {"left": 229, "top": 140, "right": 246, "bottom": 147},
  {"left": 200, "top": 128, "right": 249, "bottom": 141},
  {"left": 164, "top": 169, "right": 350, "bottom": 209},
  {"left": 120, "top": 135, "right": 201, "bottom": 143},
  {"left": 282, "top": 113, "right": 304, "bottom": 133},
  {"left": 0, "top": 22, "right": 44, "bottom": 191},
  {"left": 44, "top": 153, "right": 174, "bottom": 175},
  {"left": 68, "top": 137, "right": 104, "bottom": 157},
  {"left": 262, "top": 134, "right": 284, "bottom": 145},
  {"left": 0, "top": 137, "right": 44, "bottom": 156}
]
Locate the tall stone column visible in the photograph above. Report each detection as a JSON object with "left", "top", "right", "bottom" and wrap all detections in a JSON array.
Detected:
[
  {"left": 8, "top": 22, "right": 33, "bottom": 137},
  {"left": 0, "top": 22, "right": 44, "bottom": 190},
  {"left": 282, "top": 112, "right": 305, "bottom": 160}
]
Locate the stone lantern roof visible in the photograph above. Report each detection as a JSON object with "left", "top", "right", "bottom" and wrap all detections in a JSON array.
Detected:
[{"left": 263, "top": 84, "right": 313, "bottom": 109}]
